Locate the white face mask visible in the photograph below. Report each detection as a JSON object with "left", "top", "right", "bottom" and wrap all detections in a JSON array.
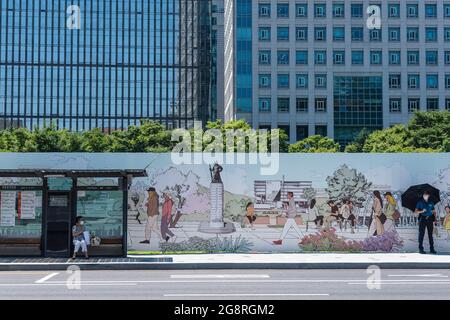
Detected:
[
  {"left": 80, "top": 221, "right": 85, "bottom": 226},
  {"left": 424, "top": 196, "right": 430, "bottom": 201}
]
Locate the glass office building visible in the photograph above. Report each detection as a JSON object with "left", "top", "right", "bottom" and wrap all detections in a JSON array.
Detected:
[
  {"left": 334, "top": 76, "right": 383, "bottom": 145},
  {"left": 0, "top": 0, "right": 211, "bottom": 131}
]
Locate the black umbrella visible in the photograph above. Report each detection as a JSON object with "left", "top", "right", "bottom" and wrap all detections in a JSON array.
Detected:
[{"left": 401, "top": 184, "right": 441, "bottom": 212}]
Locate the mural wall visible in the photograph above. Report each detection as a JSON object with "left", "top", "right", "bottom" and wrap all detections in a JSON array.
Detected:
[{"left": 0, "top": 153, "right": 449, "bottom": 254}]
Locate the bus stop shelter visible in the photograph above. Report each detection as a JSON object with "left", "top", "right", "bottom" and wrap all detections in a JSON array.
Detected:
[{"left": 0, "top": 169, "right": 147, "bottom": 257}]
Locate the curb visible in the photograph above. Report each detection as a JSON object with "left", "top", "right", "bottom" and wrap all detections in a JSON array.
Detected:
[{"left": 2, "top": 261, "right": 450, "bottom": 271}]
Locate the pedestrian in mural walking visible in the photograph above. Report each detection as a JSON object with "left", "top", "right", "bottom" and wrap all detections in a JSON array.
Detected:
[
  {"left": 161, "top": 192, "right": 176, "bottom": 242},
  {"left": 273, "top": 192, "right": 303, "bottom": 245},
  {"left": 383, "top": 192, "right": 398, "bottom": 233},
  {"left": 444, "top": 205, "right": 450, "bottom": 241},
  {"left": 368, "top": 191, "right": 386, "bottom": 237},
  {"left": 415, "top": 190, "right": 437, "bottom": 254},
  {"left": 140, "top": 187, "right": 162, "bottom": 244}
]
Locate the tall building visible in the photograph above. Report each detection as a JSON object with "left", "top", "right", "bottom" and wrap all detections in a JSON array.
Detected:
[
  {"left": 224, "top": 1, "right": 450, "bottom": 144},
  {"left": 0, "top": 0, "right": 212, "bottom": 131},
  {"left": 211, "top": 0, "right": 225, "bottom": 121}
]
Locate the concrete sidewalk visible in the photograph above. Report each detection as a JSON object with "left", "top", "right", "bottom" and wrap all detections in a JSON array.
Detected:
[{"left": 1, "top": 253, "right": 450, "bottom": 271}]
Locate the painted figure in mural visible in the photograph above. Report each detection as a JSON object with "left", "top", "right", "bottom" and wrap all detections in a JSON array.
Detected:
[
  {"left": 324, "top": 200, "right": 342, "bottom": 229},
  {"left": 140, "top": 187, "right": 161, "bottom": 244},
  {"left": 308, "top": 199, "right": 323, "bottom": 228},
  {"left": 369, "top": 191, "right": 385, "bottom": 237},
  {"left": 273, "top": 192, "right": 303, "bottom": 245},
  {"left": 72, "top": 216, "right": 89, "bottom": 260},
  {"left": 343, "top": 200, "right": 357, "bottom": 234},
  {"left": 171, "top": 196, "right": 186, "bottom": 228},
  {"left": 245, "top": 202, "right": 256, "bottom": 229},
  {"left": 415, "top": 190, "right": 437, "bottom": 254},
  {"left": 383, "top": 192, "right": 398, "bottom": 234},
  {"left": 209, "top": 163, "right": 223, "bottom": 184},
  {"left": 161, "top": 192, "right": 176, "bottom": 242},
  {"left": 444, "top": 206, "right": 450, "bottom": 241}
]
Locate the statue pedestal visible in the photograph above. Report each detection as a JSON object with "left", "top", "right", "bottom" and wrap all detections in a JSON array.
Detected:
[{"left": 199, "top": 182, "right": 235, "bottom": 234}]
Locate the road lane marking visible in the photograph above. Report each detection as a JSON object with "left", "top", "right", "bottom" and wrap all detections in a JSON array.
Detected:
[
  {"left": 388, "top": 274, "right": 448, "bottom": 278},
  {"left": 171, "top": 274, "right": 270, "bottom": 279},
  {"left": 35, "top": 273, "right": 59, "bottom": 284},
  {"left": 164, "top": 293, "right": 329, "bottom": 297}
]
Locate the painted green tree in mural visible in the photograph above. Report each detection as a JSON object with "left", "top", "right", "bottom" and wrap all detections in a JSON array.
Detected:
[{"left": 326, "top": 164, "right": 372, "bottom": 204}]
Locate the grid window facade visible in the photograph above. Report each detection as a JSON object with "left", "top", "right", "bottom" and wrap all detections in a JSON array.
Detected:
[{"left": 0, "top": 0, "right": 212, "bottom": 131}]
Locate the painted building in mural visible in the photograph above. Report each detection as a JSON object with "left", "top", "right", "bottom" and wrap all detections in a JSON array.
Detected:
[{"left": 0, "top": 153, "right": 450, "bottom": 257}]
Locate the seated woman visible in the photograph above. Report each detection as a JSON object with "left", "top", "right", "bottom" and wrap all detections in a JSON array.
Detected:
[{"left": 72, "top": 216, "right": 89, "bottom": 260}]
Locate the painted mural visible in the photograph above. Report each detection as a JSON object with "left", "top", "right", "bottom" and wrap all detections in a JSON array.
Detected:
[{"left": 0, "top": 153, "right": 449, "bottom": 254}]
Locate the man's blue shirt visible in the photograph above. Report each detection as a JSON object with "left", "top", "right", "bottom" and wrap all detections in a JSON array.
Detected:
[{"left": 416, "top": 199, "right": 435, "bottom": 220}]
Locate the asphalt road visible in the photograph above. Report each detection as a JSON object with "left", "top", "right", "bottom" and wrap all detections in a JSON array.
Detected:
[{"left": 1, "top": 269, "right": 450, "bottom": 300}]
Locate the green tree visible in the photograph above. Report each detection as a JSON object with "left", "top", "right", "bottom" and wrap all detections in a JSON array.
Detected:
[
  {"left": 407, "top": 111, "right": 450, "bottom": 152},
  {"left": 344, "top": 128, "right": 371, "bottom": 153},
  {"left": 289, "top": 135, "right": 340, "bottom": 153},
  {"left": 32, "top": 125, "right": 63, "bottom": 152},
  {"left": 80, "top": 128, "right": 111, "bottom": 152}
]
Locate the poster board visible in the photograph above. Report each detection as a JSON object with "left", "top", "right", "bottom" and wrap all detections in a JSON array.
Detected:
[
  {"left": 20, "top": 192, "right": 36, "bottom": 220},
  {"left": 0, "top": 191, "right": 16, "bottom": 227}
]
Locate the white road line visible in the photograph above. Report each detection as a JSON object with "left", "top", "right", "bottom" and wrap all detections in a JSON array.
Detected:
[
  {"left": 388, "top": 274, "right": 448, "bottom": 278},
  {"left": 35, "top": 273, "right": 59, "bottom": 284},
  {"left": 171, "top": 274, "right": 270, "bottom": 279},
  {"left": 164, "top": 293, "right": 330, "bottom": 297}
]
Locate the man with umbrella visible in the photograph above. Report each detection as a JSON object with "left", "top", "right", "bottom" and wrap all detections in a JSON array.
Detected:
[
  {"left": 415, "top": 190, "right": 438, "bottom": 254},
  {"left": 402, "top": 185, "right": 440, "bottom": 254}
]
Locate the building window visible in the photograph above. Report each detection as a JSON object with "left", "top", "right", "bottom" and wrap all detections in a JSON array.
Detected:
[
  {"left": 296, "top": 98, "right": 309, "bottom": 112},
  {"left": 388, "top": 27, "right": 400, "bottom": 41},
  {"left": 389, "top": 51, "right": 401, "bottom": 65},
  {"left": 315, "top": 74, "right": 327, "bottom": 88},
  {"left": 314, "top": 27, "right": 327, "bottom": 41},
  {"left": 295, "top": 3, "right": 308, "bottom": 17},
  {"left": 277, "top": 27, "right": 289, "bottom": 41},
  {"left": 408, "top": 98, "right": 420, "bottom": 113},
  {"left": 259, "top": 98, "right": 271, "bottom": 112},
  {"left": 388, "top": 3, "right": 400, "bottom": 18},
  {"left": 314, "top": 3, "right": 326, "bottom": 17},
  {"left": 445, "top": 74, "right": 450, "bottom": 88},
  {"left": 332, "top": 3, "right": 345, "bottom": 18},
  {"left": 425, "top": 4, "right": 437, "bottom": 18},
  {"left": 351, "top": 50, "right": 364, "bottom": 65},
  {"left": 259, "top": 74, "right": 271, "bottom": 88},
  {"left": 277, "top": 97, "right": 290, "bottom": 113},
  {"left": 277, "top": 50, "right": 290, "bottom": 65},
  {"left": 296, "top": 125, "right": 309, "bottom": 141},
  {"left": 333, "top": 27, "right": 345, "bottom": 41},
  {"left": 445, "top": 4, "right": 450, "bottom": 18},
  {"left": 296, "top": 27, "right": 308, "bottom": 41},
  {"left": 426, "top": 27, "right": 438, "bottom": 42},
  {"left": 370, "top": 51, "right": 382, "bottom": 65},
  {"left": 407, "top": 51, "right": 419, "bottom": 65},
  {"left": 370, "top": 29, "right": 382, "bottom": 41},
  {"left": 446, "top": 98, "right": 450, "bottom": 111},
  {"left": 351, "top": 3, "right": 363, "bottom": 17},
  {"left": 277, "top": 3, "right": 289, "bottom": 18},
  {"left": 296, "top": 74, "right": 309, "bottom": 88},
  {"left": 351, "top": 27, "right": 364, "bottom": 41},
  {"left": 296, "top": 50, "right": 309, "bottom": 65},
  {"left": 389, "top": 74, "right": 401, "bottom": 89},
  {"left": 445, "top": 51, "right": 450, "bottom": 64},
  {"left": 277, "top": 74, "right": 290, "bottom": 89},
  {"left": 258, "top": 27, "right": 271, "bottom": 41},
  {"left": 427, "top": 98, "right": 439, "bottom": 111},
  {"left": 279, "top": 125, "right": 291, "bottom": 140},
  {"left": 426, "top": 74, "right": 439, "bottom": 89},
  {"left": 408, "top": 74, "right": 420, "bottom": 89},
  {"left": 407, "top": 4, "right": 419, "bottom": 18},
  {"left": 315, "top": 125, "right": 328, "bottom": 137},
  {"left": 259, "top": 50, "right": 271, "bottom": 65},
  {"left": 315, "top": 98, "right": 327, "bottom": 112},
  {"left": 389, "top": 98, "right": 402, "bottom": 113},
  {"left": 259, "top": 3, "right": 271, "bottom": 18},
  {"left": 407, "top": 27, "right": 419, "bottom": 41},
  {"left": 314, "top": 50, "right": 327, "bottom": 65},
  {"left": 426, "top": 51, "right": 438, "bottom": 65},
  {"left": 445, "top": 28, "right": 450, "bottom": 41},
  {"left": 333, "top": 51, "right": 345, "bottom": 65}
]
